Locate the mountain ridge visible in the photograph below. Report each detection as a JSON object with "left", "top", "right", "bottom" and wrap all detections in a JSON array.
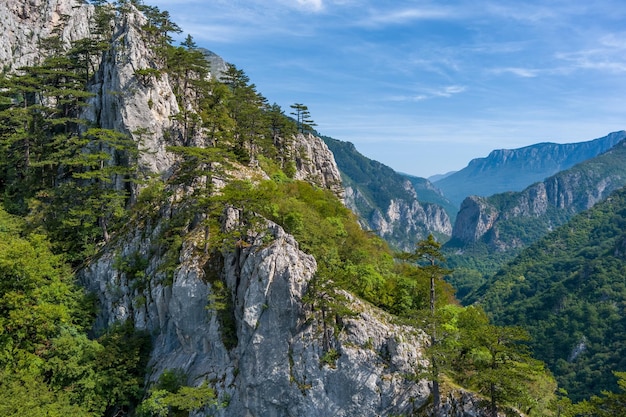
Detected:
[{"left": 435, "top": 131, "right": 626, "bottom": 207}]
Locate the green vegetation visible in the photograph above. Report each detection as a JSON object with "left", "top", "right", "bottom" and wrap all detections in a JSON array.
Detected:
[
  {"left": 0, "top": 208, "right": 151, "bottom": 416},
  {"left": 2, "top": 0, "right": 624, "bottom": 416},
  {"left": 136, "top": 370, "right": 218, "bottom": 417},
  {"left": 478, "top": 186, "right": 626, "bottom": 403}
]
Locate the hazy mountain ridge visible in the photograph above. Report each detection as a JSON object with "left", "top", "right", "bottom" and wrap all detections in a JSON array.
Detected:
[
  {"left": 435, "top": 131, "right": 626, "bottom": 207},
  {"left": 450, "top": 137, "right": 626, "bottom": 252}
]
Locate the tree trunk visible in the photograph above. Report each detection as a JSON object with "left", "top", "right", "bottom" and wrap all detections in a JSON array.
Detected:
[
  {"left": 432, "top": 373, "right": 441, "bottom": 414},
  {"left": 490, "top": 382, "right": 498, "bottom": 417}
]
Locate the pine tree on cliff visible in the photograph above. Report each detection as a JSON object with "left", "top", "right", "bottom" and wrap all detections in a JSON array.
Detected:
[{"left": 411, "top": 234, "right": 451, "bottom": 415}]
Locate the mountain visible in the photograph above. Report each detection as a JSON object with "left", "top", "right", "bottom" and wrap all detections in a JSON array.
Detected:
[
  {"left": 428, "top": 171, "right": 456, "bottom": 183},
  {"left": 0, "top": 1, "right": 519, "bottom": 416},
  {"left": 445, "top": 138, "right": 626, "bottom": 303},
  {"left": 434, "top": 131, "right": 626, "bottom": 207},
  {"left": 322, "top": 136, "right": 452, "bottom": 250},
  {"left": 450, "top": 138, "right": 626, "bottom": 252},
  {"left": 474, "top": 186, "right": 626, "bottom": 402},
  {"left": 403, "top": 173, "right": 459, "bottom": 221}
]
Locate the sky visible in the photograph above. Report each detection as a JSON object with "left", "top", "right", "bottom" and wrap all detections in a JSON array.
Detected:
[{"left": 149, "top": 0, "right": 626, "bottom": 178}]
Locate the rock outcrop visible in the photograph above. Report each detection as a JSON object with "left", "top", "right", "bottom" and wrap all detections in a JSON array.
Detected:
[
  {"left": 85, "top": 7, "right": 182, "bottom": 174},
  {"left": 292, "top": 133, "right": 344, "bottom": 200},
  {"left": 362, "top": 189, "right": 452, "bottom": 247},
  {"left": 0, "top": 0, "right": 92, "bottom": 70},
  {"left": 80, "top": 204, "right": 434, "bottom": 416}
]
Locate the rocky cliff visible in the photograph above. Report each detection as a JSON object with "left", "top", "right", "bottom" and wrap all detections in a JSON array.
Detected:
[
  {"left": 451, "top": 138, "right": 626, "bottom": 250},
  {"left": 81, "top": 204, "right": 436, "bottom": 416},
  {"left": 0, "top": 2, "right": 504, "bottom": 415},
  {"left": 323, "top": 136, "right": 452, "bottom": 250},
  {"left": 0, "top": 0, "right": 92, "bottom": 69},
  {"left": 293, "top": 133, "right": 344, "bottom": 200}
]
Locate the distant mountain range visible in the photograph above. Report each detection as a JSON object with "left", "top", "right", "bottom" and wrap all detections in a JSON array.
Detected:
[
  {"left": 449, "top": 136, "right": 626, "bottom": 252},
  {"left": 433, "top": 131, "right": 626, "bottom": 207}
]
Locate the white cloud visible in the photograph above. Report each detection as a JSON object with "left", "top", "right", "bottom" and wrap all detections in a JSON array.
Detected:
[
  {"left": 385, "top": 85, "right": 466, "bottom": 102},
  {"left": 356, "top": 6, "right": 457, "bottom": 27},
  {"left": 491, "top": 67, "right": 540, "bottom": 78},
  {"left": 433, "top": 85, "right": 466, "bottom": 97},
  {"left": 294, "top": 0, "right": 324, "bottom": 12},
  {"left": 557, "top": 49, "right": 626, "bottom": 74}
]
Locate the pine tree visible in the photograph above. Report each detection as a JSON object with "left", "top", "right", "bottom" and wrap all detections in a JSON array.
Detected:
[
  {"left": 456, "top": 306, "right": 557, "bottom": 417},
  {"left": 290, "top": 103, "right": 317, "bottom": 134},
  {"left": 415, "top": 235, "right": 450, "bottom": 414}
]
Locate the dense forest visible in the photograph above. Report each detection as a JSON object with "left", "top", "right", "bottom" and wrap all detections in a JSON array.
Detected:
[
  {"left": 476, "top": 187, "right": 626, "bottom": 403},
  {"left": 0, "top": 0, "right": 625, "bottom": 416}
]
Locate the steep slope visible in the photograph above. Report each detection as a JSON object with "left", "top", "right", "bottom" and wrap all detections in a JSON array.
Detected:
[
  {"left": 322, "top": 136, "right": 452, "bottom": 250},
  {"left": 475, "top": 186, "right": 626, "bottom": 402},
  {"left": 403, "top": 173, "right": 458, "bottom": 221},
  {"left": 435, "top": 131, "right": 626, "bottom": 207},
  {"left": 0, "top": 1, "right": 544, "bottom": 415},
  {"left": 450, "top": 138, "right": 626, "bottom": 252},
  {"left": 81, "top": 203, "right": 434, "bottom": 416}
]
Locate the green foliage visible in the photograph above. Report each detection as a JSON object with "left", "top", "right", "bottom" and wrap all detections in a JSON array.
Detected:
[
  {"left": 206, "top": 279, "right": 238, "bottom": 350},
  {"left": 0, "top": 38, "right": 140, "bottom": 264},
  {"left": 320, "top": 348, "right": 340, "bottom": 368},
  {"left": 137, "top": 369, "right": 218, "bottom": 417},
  {"left": 451, "top": 306, "right": 558, "bottom": 417},
  {"left": 478, "top": 187, "right": 626, "bottom": 402},
  {"left": 290, "top": 103, "right": 316, "bottom": 133},
  {"left": 0, "top": 369, "right": 94, "bottom": 417},
  {"left": 0, "top": 208, "right": 151, "bottom": 416}
]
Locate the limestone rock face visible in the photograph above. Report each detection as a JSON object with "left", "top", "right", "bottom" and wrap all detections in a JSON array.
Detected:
[
  {"left": 81, "top": 206, "right": 434, "bottom": 416},
  {"left": 451, "top": 196, "right": 499, "bottom": 244},
  {"left": 0, "top": 0, "right": 92, "bottom": 70},
  {"left": 84, "top": 7, "right": 180, "bottom": 174},
  {"left": 292, "top": 133, "right": 344, "bottom": 200},
  {"left": 344, "top": 180, "right": 452, "bottom": 251}
]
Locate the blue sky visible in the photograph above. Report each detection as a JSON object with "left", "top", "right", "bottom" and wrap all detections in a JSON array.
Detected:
[{"left": 149, "top": 0, "right": 626, "bottom": 178}]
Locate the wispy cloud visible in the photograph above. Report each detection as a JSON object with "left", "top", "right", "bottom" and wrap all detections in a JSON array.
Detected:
[
  {"left": 491, "top": 67, "right": 541, "bottom": 78},
  {"left": 388, "top": 85, "right": 467, "bottom": 102},
  {"left": 293, "top": 0, "right": 324, "bottom": 12},
  {"left": 434, "top": 85, "right": 466, "bottom": 97},
  {"left": 556, "top": 36, "right": 626, "bottom": 74},
  {"left": 356, "top": 6, "right": 458, "bottom": 27}
]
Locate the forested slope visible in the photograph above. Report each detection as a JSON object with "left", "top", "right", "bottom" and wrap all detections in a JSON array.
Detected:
[
  {"left": 322, "top": 135, "right": 452, "bottom": 250},
  {"left": 477, "top": 186, "right": 626, "bottom": 401}
]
